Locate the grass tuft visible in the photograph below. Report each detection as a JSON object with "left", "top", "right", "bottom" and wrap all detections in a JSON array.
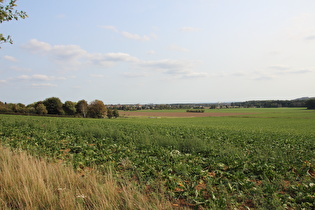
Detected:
[{"left": 0, "top": 146, "right": 173, "bottom": 210}]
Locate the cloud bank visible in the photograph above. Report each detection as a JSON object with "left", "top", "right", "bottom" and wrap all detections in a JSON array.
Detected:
[{"left": 23, "top": 39, "right": 206, "bottom": 79}]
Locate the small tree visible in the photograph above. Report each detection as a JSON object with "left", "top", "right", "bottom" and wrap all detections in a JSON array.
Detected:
[
  {"left": 0, "top": 101, "right": 9, "bottom": 113},
  {"left": 107, "top": 109, "right": 113, "bottom": 119},
  {"left": 43, "top": 97, "right": 64, "bottom": 115},
  {"left": 10, "top": 103, "right": 26, "bottom": 113},
  {"left": 113, "top": 109, "right": 119, "bottom": 118},
  {"left": 76, "top": 99, "right": 88, "bottom": 117},
  {"left": 35, "top": 103, "right": 48, "bottom": 115},
  {"left": 63, "top": 101, "right": 76, "bottom": 115},
  {"left": 88, "top": 100, "right": 107, "bottom": 118}
]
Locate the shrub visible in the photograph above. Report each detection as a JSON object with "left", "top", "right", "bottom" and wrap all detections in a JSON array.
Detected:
[{"left": 186, "top": 109, "right": 205, "bottom": 113}]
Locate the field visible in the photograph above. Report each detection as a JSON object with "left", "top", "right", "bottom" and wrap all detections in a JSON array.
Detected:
[
  {"left": 1, "top": 108, "right": 315, "bottom": 209},
  {"left": 119, "top": 110, "right": 255, "bottom": 118}
]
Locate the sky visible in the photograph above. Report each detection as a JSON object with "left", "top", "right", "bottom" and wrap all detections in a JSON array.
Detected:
[{"left": 1, "top": 0, "right": 315, "bottom": 105}]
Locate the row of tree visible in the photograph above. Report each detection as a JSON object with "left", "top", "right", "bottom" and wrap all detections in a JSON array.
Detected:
[
  {"left": 0, "top": 97, "right": 119, "bottom": 118},
  {"left": 1, "top": 97, "right": 314, "bottom": 117},
  {"left": 109, "top": 104, "right": 206, "bottom": 111}
]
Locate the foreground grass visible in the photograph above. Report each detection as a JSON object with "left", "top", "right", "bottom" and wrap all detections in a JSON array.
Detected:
[{"left": 0, "top": 146, "right": 172, "bottom": 210}]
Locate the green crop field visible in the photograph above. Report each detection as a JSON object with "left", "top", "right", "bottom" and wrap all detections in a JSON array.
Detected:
[{"left": 1, "top": 108, "right": 315, "bottom": 209}]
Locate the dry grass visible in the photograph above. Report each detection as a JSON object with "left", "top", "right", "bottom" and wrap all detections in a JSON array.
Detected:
[{"left": 0, "top": 146, "right": 173, "bottom": 210}]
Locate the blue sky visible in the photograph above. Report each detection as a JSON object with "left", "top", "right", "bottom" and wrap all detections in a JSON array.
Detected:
[{"left": 1, "top": 0, "right": 315, "bottom": 104}]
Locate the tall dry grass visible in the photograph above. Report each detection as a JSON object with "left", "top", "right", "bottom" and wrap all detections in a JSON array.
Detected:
[{"left": 0, "top": 146, "right": 173, "bottom": 210}]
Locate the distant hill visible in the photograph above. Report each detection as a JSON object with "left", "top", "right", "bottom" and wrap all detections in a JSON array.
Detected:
[{"left": 293, "top": 97, "right": 312, "bottom": 101}]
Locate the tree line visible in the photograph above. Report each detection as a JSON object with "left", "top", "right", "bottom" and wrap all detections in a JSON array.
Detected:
[
  {"left": 0, "top": 97, "right": 119, "bottom": 118},
  {"left": 231, "top": 99, "right": 311, "bottom": 108}
]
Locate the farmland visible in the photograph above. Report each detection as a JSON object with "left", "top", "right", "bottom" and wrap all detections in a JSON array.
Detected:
[{"left": 1, "top": 108, "right": 315, "bottom": 209}]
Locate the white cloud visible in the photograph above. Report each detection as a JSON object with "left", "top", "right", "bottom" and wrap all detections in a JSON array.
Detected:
[
  {"left": 147, "top": 50, "right": 156, "bottom": 55},
  {"left": 285, "top": 69, "right": 312, "bottom": 75},
  {"left": 86, "top": 53, "right": 114, "bottom": 67},
  {"left": 305, "top": 35, "right": 315, "bottom": 40},
  {"left": 25, "top": 39, "right": 140, "bottom": 68},
  {"left": 34, "top": 74, "right": 65, "bottom": 80},
  {"left": 253, "top": 75, "right": 275, "bottom": 81},
  {"left": 122, "top": 72, "right": 149, "bottom": 78},
  {"left": 269, "top": 65, "right": 290, "bottom": 70},
  {"left": 169, "top": 44, "right": 189, "bottom": 53},
  {"left": 138, "top": 59, "right": 206, "bottom": 79},
  {"left": 24, "top": 39, "right": 52, "bottom": 52},
  {"left": 10, "top": 66, "right": 32, "bottom": 72},
  {"left": 17, "top": 75, "right": 31, "bottom": 80},
  {"left": 88, "top": 52, "right": 140, "bottom": 67},
  {"left": 177, "top": 71, "right": 208, "bottom": 79},
  {"left": 104, "top": 53, "right": 140, "bottom": 62},
  {"left": 250, "top": 66, "right": 313, "bottom": 81},
  {"left": 23, "top": 39, "right": 88, "bottom": 70},
  {"left": 90, "top": 74, "right": 105, "bottom": 78},
  {"left": 31, "top": 83, "right": 57, "bottom": 88},
  {"left": 0, "top": 80, "right": 7, "bottom": 84},
  {"left": 17, "top": 74, "right": 66, "bottom": 81},
  {"left": 231, "top": 72, "right": 247, "bottom": 77},
  {"left": 121, "top": 31, "right": 150, "bottom": 41},
  {"left": 286, "top": 13, "right": 315, "bottom": 40},
  {"left": 99, "top": 25, "right": 155, "bottom": 41},
  {"left": 3, "top": 55, "right": 18, "bottom": 62},
  {"left": 100, "top": 25, "right": 119, "bottom": 32},
  {"left": 268, "top": 65, "right": 313, "bottom": 75},
  {"left": 50, "top": 44, "right": 87, "bottom": 61},
  {"left": 139, "top": 59, "right": 190, "bottom": 71},
  {"left": 23, "top": 39, "right": 204, "bottom": 79}
]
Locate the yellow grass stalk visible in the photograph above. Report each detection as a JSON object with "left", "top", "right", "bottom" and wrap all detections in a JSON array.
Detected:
[{"left": 0, "top": 146, "right": 173, "bottom": 209}]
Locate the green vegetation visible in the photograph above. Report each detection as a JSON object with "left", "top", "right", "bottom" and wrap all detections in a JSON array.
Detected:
[{"left": 1, "top": 108, "right": 315, "bottom": 208}]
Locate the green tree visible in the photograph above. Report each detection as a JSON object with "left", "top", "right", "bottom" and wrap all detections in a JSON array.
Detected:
[
  {"left": 63, "top": 101, "right": 76, "bottom": 115},
  {"left": 88, "top": 100, "right": 107, "bottom": 118},
  {"left": 306, "top": 98, "right": 315, "bottom": 109},
  {"left": 11, "top": 103, "right": 26, "bottom": 113},
  {"left": 43, "top": 97, "right": 64, "bottom": 115},
  {"left": 76, "top": 99, "right": 88, "bottom": 118},
  {"left": 0, "top": 101, "right": 9, "bottom": 113},
  {"left": 113, "top": 109, "right": 119, "bottom": 118},
  {"left": 35, "top": 103, "right": 48, "bottom": 115},
  {"left": 0, "top": 0, "right": 27, "bottom": 45},
  {"left": 26, "top": 102, "right": 37, "bottom": 114},
  {"left": 107, "top": 109, "right": 113, "bottom": 119}
]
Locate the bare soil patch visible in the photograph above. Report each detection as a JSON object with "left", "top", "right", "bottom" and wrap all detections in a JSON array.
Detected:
[{"left": 119, "top": 111, "right": 254, "bottom": 118}]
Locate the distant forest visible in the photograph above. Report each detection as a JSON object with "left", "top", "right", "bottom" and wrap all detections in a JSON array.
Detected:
[
  {"left": 230, "top": 98, "right": 315, "bottom": 109},
  {"left": 231, "top": 99, "right": 307, "bottom": 108}
]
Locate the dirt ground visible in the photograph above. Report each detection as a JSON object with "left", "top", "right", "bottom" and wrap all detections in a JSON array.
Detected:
[{"left": 119, "top": 111, "right": 254, "bottom": 118}]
